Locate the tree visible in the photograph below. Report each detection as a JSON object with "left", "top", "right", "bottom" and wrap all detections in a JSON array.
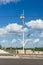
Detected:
[{"left": 0, "top": 45, "right": 2, "bottom": 49}]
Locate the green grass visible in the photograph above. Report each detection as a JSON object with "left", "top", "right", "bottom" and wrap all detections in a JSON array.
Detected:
[{"left": 5, "top": 48, "right": 16, "bottom": 53}]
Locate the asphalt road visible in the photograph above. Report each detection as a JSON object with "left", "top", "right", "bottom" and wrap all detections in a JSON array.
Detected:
[{"left": 0, "top": 59, "right": 43, "bottom": 65}]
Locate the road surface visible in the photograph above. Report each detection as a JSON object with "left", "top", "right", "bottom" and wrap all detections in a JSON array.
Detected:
[{"left": 0, "top": 59, "right": 43, "bottom": 65}]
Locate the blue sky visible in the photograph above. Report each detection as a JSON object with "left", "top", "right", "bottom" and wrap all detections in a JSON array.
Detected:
[
  {"left": 0, "top": 0, "right": 43, "bottom": 48},
  {"left": 0, "top": 0, "right": 43, "bottom": 26}
]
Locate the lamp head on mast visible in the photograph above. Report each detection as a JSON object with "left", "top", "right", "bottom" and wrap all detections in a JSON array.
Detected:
[{"left": 20, "top": 10, "right": 25, "bottom": 26}]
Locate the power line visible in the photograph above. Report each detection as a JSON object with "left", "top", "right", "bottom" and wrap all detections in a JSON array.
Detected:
[{"left": 0, "top": 16, "right": 42, "bottom": 18}]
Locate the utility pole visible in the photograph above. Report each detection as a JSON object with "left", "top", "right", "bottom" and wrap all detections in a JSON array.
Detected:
[{"left": 20, "top": 10, "right": 25, "bottom": 54}]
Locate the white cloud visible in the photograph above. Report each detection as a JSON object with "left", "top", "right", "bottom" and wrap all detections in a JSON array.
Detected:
[
  {"left": 0, "top": 28, "right": 7, "bottom": 35},
  {"left": 30, "top": 34, "right": 34, "bottom": 36},
  {"left": 34, "top": 38, "right": 39, "bottom": 43},
  {"left": 40, "top": 31, "right": 43, "bottom": 38},
  {"left": 0, "top": 23, "right": 28, "bottom": 37},
  {"left": 25, "top": 38, "right": 39, "bottom": 44},
  {"left": 39, "top": 41, "right": 43, "bottom": 46},
  {"left": 5, "top": 23, "right": 22, "bottom": 32},
  {"left": 26, "top": 19, "right": 43, "bottom": 30},
  {"left": 21, "top": 27, "right": 28, "bottom": 32},
  {"left": 12, "top": 39, "right": 17, "bottom": 43},
  {"left": 0, "top": 23, "right": 22, "bottom": 36},
  {"left": 0, "top": 0, "right": 21, "bottom": 4},
  {"left": 18, "top": 39, "right": 21, "bottom": 41},
  {"left": 2, "top": 40, "right": 8, "bottom": 43},
  {"left": 25, "top": 39, "right": 32, "bottom": 44}
]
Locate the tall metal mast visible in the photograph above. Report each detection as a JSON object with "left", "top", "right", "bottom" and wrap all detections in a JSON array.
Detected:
[{"left": 20, "top": 10, "right": 25, "bottom": 54}]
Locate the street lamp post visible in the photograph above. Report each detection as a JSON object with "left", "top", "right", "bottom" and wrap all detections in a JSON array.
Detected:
[{"left": 20, "top": 10, "right": 25, "bottom": 54}]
